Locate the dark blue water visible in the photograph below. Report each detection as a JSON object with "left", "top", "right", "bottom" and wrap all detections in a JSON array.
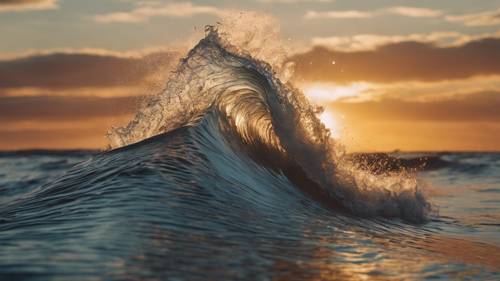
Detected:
[{"left": 1, "top": 127, "right": 499, "bottom": 280}]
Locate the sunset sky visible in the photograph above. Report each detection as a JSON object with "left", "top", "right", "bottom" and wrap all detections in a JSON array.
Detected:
[{"left": 0, "top": 0, "right": 499, "bottom": 151}]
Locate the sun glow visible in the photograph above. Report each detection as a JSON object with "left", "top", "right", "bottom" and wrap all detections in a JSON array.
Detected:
[
  {"left": 319, "top": 110, "right": 342, "bottom": 139},
  {"left": 302, "top": 84, "right": 357, "bottom": 139},
  {"left": 302, "top": 83, "right": 369, "bottom": 102}
]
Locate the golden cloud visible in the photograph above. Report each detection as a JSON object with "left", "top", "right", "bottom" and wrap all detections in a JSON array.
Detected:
[
  {"left": 290, "top": 38, "right": 500, "bottom": 83},
  {"left": 447, "top": 9, "right": 500, "bottom": 27},
  {"left": 94, "top": 2, "right": 227, "bottom": 23},
  {"left": 0, "top": 0, "right": 57, "bottom": 12}
]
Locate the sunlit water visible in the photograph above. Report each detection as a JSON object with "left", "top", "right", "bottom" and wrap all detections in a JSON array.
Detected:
[{"left": 1, "top": 148, "right": 499, "bottom": 280}]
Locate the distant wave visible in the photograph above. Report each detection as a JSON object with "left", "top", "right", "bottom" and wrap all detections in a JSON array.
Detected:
[{"left": 349, "top": 153, "right": 451, "bottom": 174}]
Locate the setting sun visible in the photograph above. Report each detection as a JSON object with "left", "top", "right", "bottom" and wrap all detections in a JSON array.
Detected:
[
  {"left": 303, "top": 84, "right": 357, "bottom": 140},
  {"left": 319, "top": 110, "right": 342, "bottom": 139}
]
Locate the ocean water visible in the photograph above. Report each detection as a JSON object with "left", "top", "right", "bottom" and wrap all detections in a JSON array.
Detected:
[{"left": 1, "top": 28, "right": 499, "bottom": 280}]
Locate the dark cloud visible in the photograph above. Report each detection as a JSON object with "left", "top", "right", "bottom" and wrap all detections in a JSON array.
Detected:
[
  {"left": 331, "top": 91, "right": 500, "bottom": 122},
  {"left": 0, "top": 95, "right": 137, "bottom": 121},
  {"left": 290, "top": 38, "right": 500, "bottom": 83},
  {"left": 0, "top": 52, "right": 176, "bottom": 89},
  {"left": 1, "top": 37, "right": 498, "bottom": 89}
]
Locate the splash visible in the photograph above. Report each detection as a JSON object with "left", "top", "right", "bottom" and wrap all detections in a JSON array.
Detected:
[{"left": 108, "top": 18, "right": 431, "bottom": 222}]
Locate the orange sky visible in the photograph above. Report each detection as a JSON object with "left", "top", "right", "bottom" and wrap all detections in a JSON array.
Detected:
[
  {"left": 0, "top": 41, "right": 499, "bottom": 151},
  {"left": 0, "top": 0, "right": 499, "bottom": 151}
]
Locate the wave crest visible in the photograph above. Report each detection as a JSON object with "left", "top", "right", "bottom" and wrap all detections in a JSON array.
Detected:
[{"left": 108, "top": 25, "right": 431, "bottom": 223}]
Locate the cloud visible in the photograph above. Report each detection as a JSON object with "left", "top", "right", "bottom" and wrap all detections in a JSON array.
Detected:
[
  {"left": 2, "top": 35, "right": 500, "bottom": 91},
  {"left": 386, "top": 6, "right": 442, "bottom": 18},
  {"left": 0, "top": 95, "right": 136, "bottom": 121},
  {"left": 311, "top": 32, "right": 457, "bottom": 51},
  {"left": 331, "top": 91, "right": 500, "bottom": 123},
  {"left": 446, "top": 9, "right": 500, "bottom": 27},
  {"left": 0, "top": 51, "right": 177, "bottom": 89},
  {"left": 94, "top": 2, "right": 227, "bottom": 23},
  {"left": 302, "top": 76, "right": 500, "bottom": 108},
  {"left": 304, "top": 6, "right": 443, "bottom": 20},
  {"left": 310, "top": 30, "right": 500, "bottom": 51},
  {"left": 289, "top": 37, "right": 500, "bottom": 83},
  {"left": 364, "top": 76, "right": 500, "bottom": 102},
  {"left": 0, "top": 0, "right": 57, "bottom": 12},
  {"left": 305, "top": 10, "right": 372, "bottom": 19},
  {"left": 0, "top": 46, "right": 176, "bottom": 60}
]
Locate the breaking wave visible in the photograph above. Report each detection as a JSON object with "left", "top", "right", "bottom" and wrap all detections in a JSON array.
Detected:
[{"left": 108, "top": 25, "right": 430, "bottom": 222}]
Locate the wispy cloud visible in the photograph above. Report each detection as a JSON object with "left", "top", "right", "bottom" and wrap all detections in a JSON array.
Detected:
[
  {"left": 0, "top": 0, "right": 57, "bottom": 13},
  {"left": 310, "top": 31, "right": 500, "bottom": 51},
  {"left": 305, "top": 6, "right": 443, "bottom": 20},
  {"left": 386, "top": 6, "right": 442, "bottom": 18},
  {"left": 446, "top": 9, "right": 500, "bottom": 27},
  {"left": 305, "top": 10, "right": 372, "bottom": 19},
  {"left": 94, "top": 1, "right": 227, "bottom": 23}
]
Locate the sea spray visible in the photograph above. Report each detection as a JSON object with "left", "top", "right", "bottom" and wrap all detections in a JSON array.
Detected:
[{"left": 108, "top": 18, "right": 431, "bottom": 222}]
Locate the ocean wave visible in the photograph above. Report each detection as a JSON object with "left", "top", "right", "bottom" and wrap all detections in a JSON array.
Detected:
[{"left": 107, "top": 26, "right": 430, "bottom": 222}]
